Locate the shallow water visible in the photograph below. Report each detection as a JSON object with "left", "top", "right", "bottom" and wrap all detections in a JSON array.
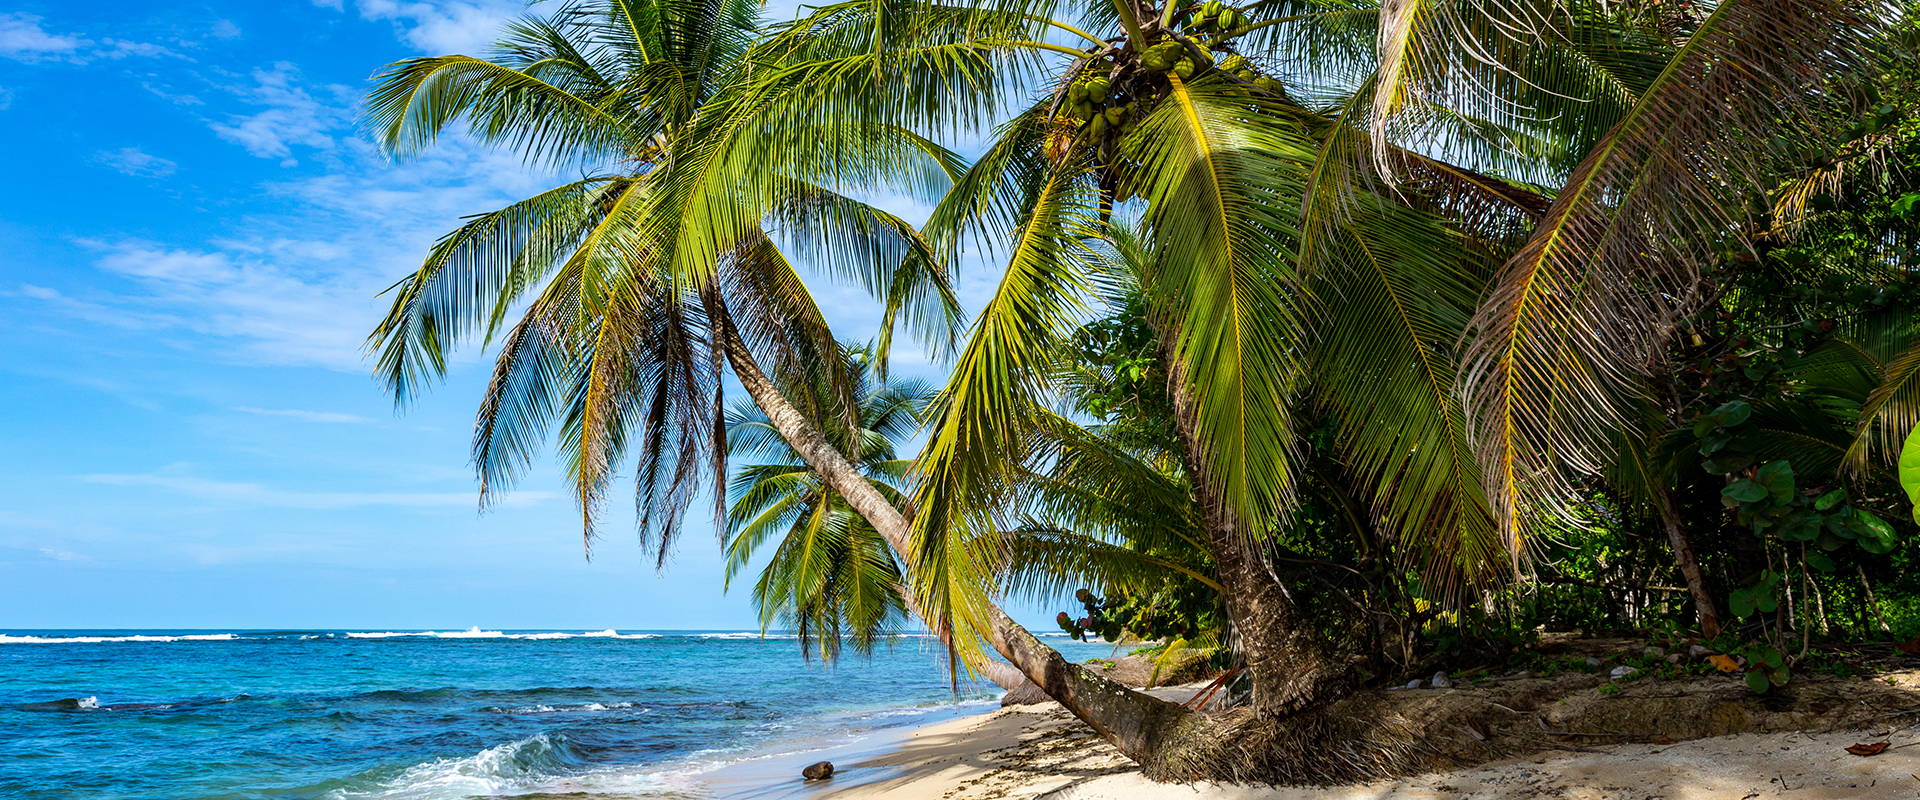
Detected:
[{"left": 0, "top": 628, "right": 1116, "bottom": 799}]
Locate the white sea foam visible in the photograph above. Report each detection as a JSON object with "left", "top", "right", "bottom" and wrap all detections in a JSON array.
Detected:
[
  {"left": 693, "top": 632, "right": 798, "bottom": 640},
  {"left": 324, "top": 733, "right": 699, "bottom": 800},
  {"left": 580, "top": 629, "right": 658, "bottom": 639},
  {"left": 74, "top": 696, "right": 100, "bottom": 709},
  {"left": 344, "top": 627, "right": 661, "bottom": 641},
  {"left": 498, "top": 701, "right": 643, "bottom": 714},
  {"left": 0, "top": 633, "right": 238, "bottom": 644}
]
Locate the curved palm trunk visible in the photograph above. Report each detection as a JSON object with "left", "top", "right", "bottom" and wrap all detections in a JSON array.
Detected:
[
  {"left": 1167, "top": 372, "right": 1355, "bottom": 716},
  {"left": 703, "top": 290, "right": 1193, "bottom": 762}
]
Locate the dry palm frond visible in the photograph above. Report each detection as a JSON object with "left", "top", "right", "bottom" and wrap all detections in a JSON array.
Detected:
[{"left": 1459, "top": 0, "right": 1887, "bottom": 552}]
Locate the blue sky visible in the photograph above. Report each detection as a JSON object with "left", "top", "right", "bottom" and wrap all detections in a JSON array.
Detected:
[{"left": 0, "top": 1, "right": 1037, "bottom": 630}]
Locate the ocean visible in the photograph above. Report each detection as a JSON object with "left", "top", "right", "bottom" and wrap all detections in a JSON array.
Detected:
[{"left": 0, "top": 629, "right": 1117, "bottom": 799}]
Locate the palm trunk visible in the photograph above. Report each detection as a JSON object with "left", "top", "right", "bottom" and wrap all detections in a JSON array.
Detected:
[
  {"left": 1653, "top": 484, "right": 1721, "bottom": 637},
  {"left": 1165, "top": 367, "right": 1353, "bottom": 716},
  {"left": 702, "top": 290, "right": 1193, "bottom": 760}
]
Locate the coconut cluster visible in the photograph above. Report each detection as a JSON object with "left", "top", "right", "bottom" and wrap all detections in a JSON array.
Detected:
[{"left": 1052, "top": 1, "right": 1283, "bottom": 142}]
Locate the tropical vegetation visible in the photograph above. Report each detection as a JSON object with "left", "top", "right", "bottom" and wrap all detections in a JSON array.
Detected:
[{"left": 362, "top": 0, "right": 1920, "bottom": 783}]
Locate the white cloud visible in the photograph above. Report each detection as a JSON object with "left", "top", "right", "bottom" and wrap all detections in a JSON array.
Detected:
[
  {"left": 209, "top": 63, "right": 353, "bottom": 161},
  {"left": 19, "top": 138, "right": 559, "bottom": 372},
  {"left": 81, "top": 239, "right": 384, "bottom": 370},
  {"left": 141, "top": 81, "right": 202, "bottom": 106},
  {"left": 0, "top": 13, "right": 86, "bottom": 62},
  {"left": 209, "top": 19, "right": 242, "bottom": 39},
  {"left": 84, "top": 473, "right": 553, "bottom": 509},
  {"left": 0, "top": 13, "right": 175, "bottom": 64},
  {"left": 40, "top": 548, "right": 89, "bottom": 561},
  {"left": 236, "top": 407, "right": 374, "bottom": 424},
  {"left": 95, "top": 147, "right": 178, "bottom": 178},
  {"left": 0, "top": 85, "right": 12, "bottom": 110},
  {"left": 313, "top": 0, "right": 346, "bottom": 10},
  {"left": 98, "top": 39, "right": 176, "bottom": 59},
  {"left": 353, "top": 0, "right": 525, "bottom": 54}
]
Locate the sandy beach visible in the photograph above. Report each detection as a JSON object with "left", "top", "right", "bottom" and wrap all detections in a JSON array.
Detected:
[{"left": 805, "top": 687, "right": 1920, "bottom": 800}]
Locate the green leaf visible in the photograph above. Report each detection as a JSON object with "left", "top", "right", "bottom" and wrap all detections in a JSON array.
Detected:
[
  {"left": 1855, "top": 509, "right": 1897, "bottom": 554},
  {"left": 1754, "top": 591, "right": 1778, "bottom": 614},
  {"left": 1723, "top": 479, "right": 1768, "bottom": 503},
  {"left": 1730, "top": 589, "right": 1755, "bottom": 617},
  {"left": 1702, "top": 452, "right": 1756, "bottom": 474},
  {"left": 1902, "top": 424, "right": 1920, "bottom": 524},
  {"left": 1746, "top": 669, "right": 1771, "bottom": 693},
  {"left": 1814, "top": 488, "right": 1846, "bottom": 511},
  {"left": 1756, "top": 460, "right": 1796, "bottom": 503},
  {"left": 1807, "top": 550, "right": 1836, "bottom": 572},
  {"left": 1713, "top": 400, "right": 1752, "bottom": 426},
  {"left": 1894, "top": 192, "right": 1920, "bottom": 218}
]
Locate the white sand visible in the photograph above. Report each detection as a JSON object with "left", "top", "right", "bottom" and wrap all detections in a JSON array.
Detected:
[{"left": 819, "top": 701, "right": 1920, "bottom": 800}]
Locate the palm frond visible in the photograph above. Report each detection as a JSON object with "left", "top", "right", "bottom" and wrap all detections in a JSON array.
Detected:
[{"left": 1459, "top": 0, "right": 1884, "bottom": 546}]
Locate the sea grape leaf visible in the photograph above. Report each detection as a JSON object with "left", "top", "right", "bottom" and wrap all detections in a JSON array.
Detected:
[
  {"left": 1756, "top": 461, "right": 1795, "bottom": 503},
  {"left": 1754, "top": 591, "right": 1778, "bottom": 614},
  {"left": 1713, "top": 400, "right": 1752, "bottom": 426},
  {"left": 1814, "top": 488, "right": 1846, "bottom": 511},
  {"left": 1724, "top": 480, "right": 1768, "bottom": 504},
  {"left": 1729, "top": 589, "right": 1754, "bottom": 617},
  {"left": 1703, "top": 453, "right": 1756, "bottom": 474},
  {"left": 1855, "top": 510, "right": 1896, "bottom": 554},
  {"left": 1746, "top": 670, "right": 1771, "bottom": 693},
  {"left": 1807, "top": 550, "right": 1837, "bottom": 572},
  {"left": 1709, "top": 654, "right": 1741, "bottom": 673}
]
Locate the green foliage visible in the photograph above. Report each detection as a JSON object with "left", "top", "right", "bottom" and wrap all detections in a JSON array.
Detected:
[
  {"left": 1719, "top": 460, "right": 1897, "bottom": 553},
  {"left": 1741, "top": 644, "right": 1791, "bottom": 693},
  {"left": 1729, "top": 570, "right": 1783, "bottom": 618},
  {"left": 1903, "top": 425, "right": 1920, "bottom": 522}
]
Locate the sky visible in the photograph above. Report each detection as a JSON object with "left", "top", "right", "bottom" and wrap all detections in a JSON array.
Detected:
[{"left": 0, "top": 0, "right": 1042, "bottom": 631}]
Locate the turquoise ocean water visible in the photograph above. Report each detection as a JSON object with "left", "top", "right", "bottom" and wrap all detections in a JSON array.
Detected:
[{"left": 0, "top": 629, "right": 1114, "bottom": 799}]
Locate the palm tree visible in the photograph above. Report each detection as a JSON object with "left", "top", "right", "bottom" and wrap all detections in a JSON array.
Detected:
[
  {"left": 357, "top": 0, "right": 1081, "bottom": 679},
  {"left": 721, "top": 344, "right": 932, "bottom": 662},
  {"left": 363, "top": 0, "right": 1142, "bottom": 702}
]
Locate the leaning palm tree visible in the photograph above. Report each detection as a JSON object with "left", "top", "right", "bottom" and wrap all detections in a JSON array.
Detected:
[
  {"left": 364, "top": 0, "right": 1123, "bottom": 700},
  {"left": 721, "top": 344, "right": 932, "bottom": 661},
  {"left": 357, "top": 0, "right": 1064, "bottom": 669}
]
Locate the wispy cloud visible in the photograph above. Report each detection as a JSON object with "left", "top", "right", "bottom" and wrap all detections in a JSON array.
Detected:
[
  {"left": 236, "top": 406, "right": 374, "bottom": 424},
  {"left": 21, "top": 138, "right": 558, "bottom": 373},
  {"left": 0, "top": 13, "right": 175, "bottom": 64},
  {"left": 352, "top": 0, "right": 526, "bottom": 54},
  {"left": 0, "top": 13, "right": 86, "bottom": 61},
  {"left": 95, "top": 147, "right": 178, "bottom": 178},
  {"left": 209, "top": 62, "right": 353, "bottom": 164},
  {"left": 84, "top": 473, "right": 552, "bottom": 509},
  {"left": 39, "top": 548, "right": 89, "bottom": 562}
]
